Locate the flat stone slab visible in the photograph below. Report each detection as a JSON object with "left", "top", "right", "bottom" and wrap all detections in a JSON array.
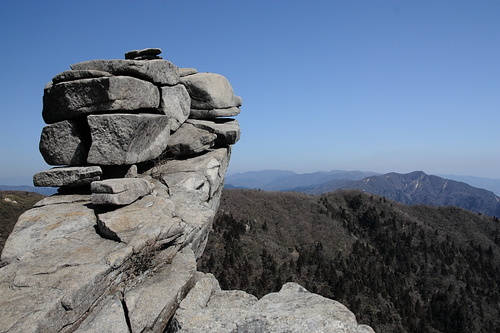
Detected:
[
  {"left": 181, "top": 73, "right": 242, "bottom": 110},
  {"left": 33, "top": 166, "right": 102, "bottom": 187},
  {"left": 91, "top": 178, "right": 153, "bottom": 206},
  {"left": 39, "top": 119, "right": 88, "bottom": 166},
  {"left": 159, "top": 84, "right": 191, "bottom": 131},
  {"left": 43, "top": 76, "right": 160, "bottom": 124},
  {"left": 87, "top": 114, "right": 170, "bottom": 165},
  {"left": 71, "top": 59, "right": 179, "bottom": 85},
  {"left": 52, "top": 70, "right": 112, "bottom": 84},
  {"left": 189, "top": 106, "right": 240, "bottom": 119},
  {"left": 187, "top": 118, "right": 240, "bottom": 145},
  {"left": 125, "top": 48, "right": 162, "bottom": 60},
  {"left": 167, "top": 123, "right": 217, "bottom": 156}
]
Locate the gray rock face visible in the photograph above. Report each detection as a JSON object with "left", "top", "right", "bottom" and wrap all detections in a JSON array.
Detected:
[
  {"left": 170, "top": 276, "right": 374, "bottom": 333},
  {"left": 96, "top": 195, "right": 176, "bottom": 245},
  {"left": 181, "top": 73, "right": 242, "bottom": 110},
  {"left": 33, "top": 166, "right": 102, "bottom": 187},
  {"left": 87, "top": 114, "right": 170, "bottom": 165},
  {"left": 159, "top": 84, "right": 191, "bottom": 131},
  {"left": 39, "top": 119, "right": 88, "bottom": 165},
  {"left": 167, "top": 123, "right": 217, "bottom": 156},
  {"left": 43, "top": 76, "right": 160, "bottom": 124},
  {"left": 187, "top": 118, "right": 241, "bottom": 145},
  {"left": 91, "top": 178, "right": 153, "bottom": 206},
  {"left": 71, "top": 59, "right": 179, "bottom": 85}
]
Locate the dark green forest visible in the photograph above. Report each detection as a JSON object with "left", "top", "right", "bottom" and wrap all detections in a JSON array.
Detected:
[{"left": 199, "top": 189, "right": 500, "bottom": 333}]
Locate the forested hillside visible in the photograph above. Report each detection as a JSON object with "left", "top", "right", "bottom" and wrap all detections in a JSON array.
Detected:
[{"left": 199, "top": 189, "right": 500, "bottom": 333}]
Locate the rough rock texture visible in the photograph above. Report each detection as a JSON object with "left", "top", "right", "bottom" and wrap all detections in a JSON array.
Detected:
[
  {"left": 167, "top": 123, "right": 217, "bottom": 156},
  {"left": 33, "top": 166, "right": 102, "bottom": 187},
  {"left": 125, "top": 47, "right": 163, "bottom": 60},
  {"left": 170, "top": 275, "right": 375, "bottom": 333},
  {"left": 1, "top": 48, "right": 374, "bottom": 333},
  {"left": 71, "top": 59, "right": 179, "bottom": 85},
  {"left": 91, "top": 178, "right": 153, "bottom": 206},
  {"left": 52, "top": 69, "right": 112, "bottom": 84},
  {"left": 39, "top": 119, "right": 88, "bottom": 165},
  {"left": 43, "top": 76, "right": 160, "bottom": 124},
  {"left": 181, "top": 73, "right": 242, "bottom": 110},
  {"left": 189, "top": 106, "right": 241, "bottom": 119},
  {"left": 87, "top": 113, "right": 171, "bottom": 165},
  {"left": 159, "top": 84, "right": 191, "bottom": 131},
  {"left": 187, "top": 118, "right": 241, "bottom": 145}
]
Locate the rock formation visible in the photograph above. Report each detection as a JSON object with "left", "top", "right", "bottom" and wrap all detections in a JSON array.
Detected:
[{"left": 0, "top": 48, "right": 373, "bottom": 332}]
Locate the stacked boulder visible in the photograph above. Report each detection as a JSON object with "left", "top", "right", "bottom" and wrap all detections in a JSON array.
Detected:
[{"left": 34, "top": 47, "right": 241, "bottom": 206}]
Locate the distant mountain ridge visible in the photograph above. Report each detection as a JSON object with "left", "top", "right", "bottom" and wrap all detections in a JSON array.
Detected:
[
  {"left": 226, "top": 169, "right": 380, "bottom": 191},
  {"left": 0, "top": 185, "right": 56, "bottom": 196},
  {"left": 225, "top": 170, "right": 500, "bottom": 216}
]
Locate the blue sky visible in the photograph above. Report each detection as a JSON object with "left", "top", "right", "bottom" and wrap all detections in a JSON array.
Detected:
[{"left": 0, "top": 0, "right": 499, "bottom": 185}]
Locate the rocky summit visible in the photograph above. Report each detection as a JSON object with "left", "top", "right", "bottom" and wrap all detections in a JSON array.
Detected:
[{"left": 0, "top": 48, "right": 373, "bottom": 332}]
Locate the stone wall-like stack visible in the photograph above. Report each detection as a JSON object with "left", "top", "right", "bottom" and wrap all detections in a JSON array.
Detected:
[{"left": 0, "top": 48, "right": 241, "bottom": 333}]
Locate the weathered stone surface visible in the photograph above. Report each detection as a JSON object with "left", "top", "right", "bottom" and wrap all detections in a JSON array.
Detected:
[
  {"left": 124, "top": 248, "right": 196, "bottom": 333},
  {"left": 167, "top": 123, "right": 217, "bottom": 156},
  {"left": 170, "top": 279, "right": 375, "bottom": 333},
  {"left": 150, "top": 148, "right": 230, "bottom": 205},
  {"left": 33, "top": 194, "right": 91, "bottom": 207},
  {"left": 189, "top": 106, "right": 240, "bottom": 119},
  {"left": 87, "top": 114, "right": 170, "bottom": 165},
  {"left": 74, "top": 295, "right": 129, "bottom": 333},
  {"left": 177, "top": 272, "right": 221, "bottom": 311},
  {"left": 159, "top": 84, "right": 191, "bottom": 131},
  {"left": 52, "top": 70, "right": 112, "bottom": 84},
  {"left": 0, "top": 200, "right": 127, "bottom": 333},
  {"left": 33, "top": 166, "right": 102, "bottom": 187},
  {"left": 187, "top": 118, "right": 241, "bottom": 145},
  {"left": 91, "top": 178, "right": 153, "bottom": 206},
  {"left": 71, "top": 59, "right": 179, "bottom": 85},
  {"left": 96, "top": 195, "right": 176, "bottom": 247},
  {"left": 125, "top": 48, "right": 162, "bottom": 59},
  {"left": 43, "top": 76, "right": 160, "bottom": 124},
  {"left": 181, "top": 73, "right": 242, "bottom": 110},
  {"left": 39, "top": 119, "right": 88, "bottom": 166},
  {"left": 179, "top": 68, "right": 198, "bottom": 77}
]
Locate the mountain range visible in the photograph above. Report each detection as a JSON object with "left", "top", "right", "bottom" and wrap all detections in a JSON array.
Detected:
[{"left": 225, "top": 170, "right": 500, "bottom": 217}]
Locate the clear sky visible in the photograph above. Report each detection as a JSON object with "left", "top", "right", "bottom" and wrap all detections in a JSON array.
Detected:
[{"left": 0, "top": 0, "right": 499, "bottom": 185}]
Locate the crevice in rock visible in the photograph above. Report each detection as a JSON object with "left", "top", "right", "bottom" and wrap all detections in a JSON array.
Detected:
[{"left": 120, "top": 292, "right": 133, "bottom": 333}]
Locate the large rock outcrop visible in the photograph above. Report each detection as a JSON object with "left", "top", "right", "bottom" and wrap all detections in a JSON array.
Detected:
[{"left": 0, "top": 48, "right": 374, "bottom": 333}]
